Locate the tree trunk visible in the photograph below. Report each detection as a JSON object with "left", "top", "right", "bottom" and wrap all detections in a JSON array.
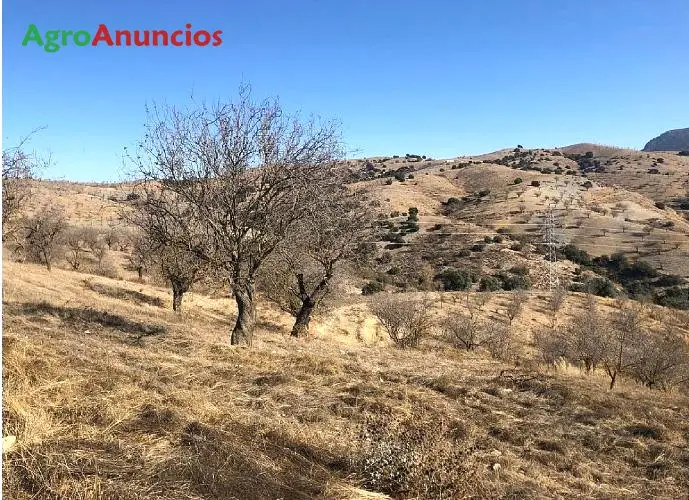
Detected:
[
  {"left": 172, "top": 282, "right": 184, "bottom": 313},
  {"left": 609, "top": 372, "right": 617, "bottom": 390},
  {"left": 291, "top": 300, "right": 314, "bottom": 338},
  {"left": 231, "top": 282, "right": 255, "bottom": 346},
  {"left": 137, "top": 266, "right": 143, "bottom": 280}
]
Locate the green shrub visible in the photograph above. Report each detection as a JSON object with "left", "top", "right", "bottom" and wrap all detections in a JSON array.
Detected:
[
  {"left": 435, "top": 268, "right": 472, "bottom": 291},
  {"left": 479, "top": 275, "right": 502, "bottom": 291},
  {"left": 514, "top": 178, "right": 523, "bottom": 185},
  {"left": 499, "top": 273, "right": 531, "bottom": 291}
]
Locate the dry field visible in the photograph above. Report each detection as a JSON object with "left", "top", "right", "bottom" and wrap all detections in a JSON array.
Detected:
[
  {"left": 3, "top": 147, "right": 689, "bottom": 498},
  {"left": 3, "top": 259, "right": 689, "bottom": 499}
]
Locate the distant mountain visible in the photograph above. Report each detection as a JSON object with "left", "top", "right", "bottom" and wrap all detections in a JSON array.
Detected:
[{"left": 642, "top": 128, "right": 689, "bottom": 152}]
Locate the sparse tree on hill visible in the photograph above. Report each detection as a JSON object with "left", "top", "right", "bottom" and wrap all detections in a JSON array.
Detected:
[
  {"left": 259, "top": 186, "right": 375, "bottom": 337},
  {"left": 128, "top": 233, "right": 151, "bottom": 281},
  {"left": 131, "top": 86, "right": 343, "bottom": 343},
  {"left": 22, "top": 207, "right": 67, "bottom": 271},
  {"left": 600, "top": 301, "right": 645, "bottom": 389},
  {"left": 64, "top": 227, "right": 91, "bottom": 271},
  {"left": 371, "top": 294, "right": 433, "bottom": 348},
  {"left": 2, "top": 128, "right": 49, "bottom": 240},
  {"left": 126, "top": 192, "right": 209, "bottom": 313},
  {"left": 631, "top": 319, "right": 689, "bottom": 389},
  {"left": 505, "top": 290, "right": 528, "bottom": 326},
  {"left": 569, "top": 294, "right": 607, "bottom": 372}
]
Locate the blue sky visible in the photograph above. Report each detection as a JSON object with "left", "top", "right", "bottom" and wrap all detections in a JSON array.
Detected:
[{"left": 2, "top": 0, "right": 689, "bottom": 181}]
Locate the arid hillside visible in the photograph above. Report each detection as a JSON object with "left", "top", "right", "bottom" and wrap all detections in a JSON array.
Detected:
[
  {"left": 4, "top": 259, "right": 689, "bottom": 499},
  {"left": 3, "top": 145, "right": 689, "bottom": 499}
]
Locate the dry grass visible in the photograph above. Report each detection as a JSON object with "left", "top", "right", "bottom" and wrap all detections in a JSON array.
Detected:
[{"left": 3, "top": 260, "right": 689, "bottom": 499}]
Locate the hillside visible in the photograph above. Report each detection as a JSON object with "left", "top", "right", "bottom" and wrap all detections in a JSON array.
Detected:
[
  {"left": 4, "top": 146, "right": 689, "bottom": 498},
  {"left": 643, "top": 128, "right": 689, "bottom": 152},
  {"left": 4, "top": 261, "right": 689, "bottom": 498}
]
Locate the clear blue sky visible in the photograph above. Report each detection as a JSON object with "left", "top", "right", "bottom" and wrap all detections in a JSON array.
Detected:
[{"left": 2, "top": 0, "right": 688, "bottom": 181}]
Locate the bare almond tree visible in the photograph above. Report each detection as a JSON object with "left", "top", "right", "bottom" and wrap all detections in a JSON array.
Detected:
[
  {"left": 631, "top": 320, "right": 689, "bottom": 389},
  {"left": 370, "top": 294, "right": 433, "bottom": 348},
  {"left": 504, "top": 290, "right": 528, "bottom": 326},
  {"left": 443, "top": 294, "right": 510, "bottom": 356},
  {"left": 2, "top": 128, "right": 49, "bottom": 240},
  {"left": 22, "top": 207, "right": 67, "bottom": 271},
  {"left": 126, "top": 192, "right": 209, "bottom": 313},
  {"left": 259, "top": 186, "right": 375, "bottom": 337},
  {"left": 601, "top": 300, "right": 645, "bottom": 389},
  {"left": 64, "top": 227, "right": 91, "bottom": 271},
  {"left": 131, "top": 86, "right": 343, "bottom": 344}
]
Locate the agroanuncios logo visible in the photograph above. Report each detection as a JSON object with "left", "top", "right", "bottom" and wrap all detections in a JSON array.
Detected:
[{"left": 22, "top": 23, "right": 223, "bottom": 53}]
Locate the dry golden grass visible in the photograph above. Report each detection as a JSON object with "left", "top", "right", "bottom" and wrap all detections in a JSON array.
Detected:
[{"left": 3, "top": 259, "right": 689, "bottom": 499}]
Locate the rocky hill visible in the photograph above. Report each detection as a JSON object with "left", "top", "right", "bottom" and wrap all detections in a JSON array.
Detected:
[{"left": 643, "top": 128, "right": 689, "bottom": 152}]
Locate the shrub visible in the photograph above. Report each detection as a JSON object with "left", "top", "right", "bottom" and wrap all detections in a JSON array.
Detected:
[
  {"left": 655, "top": 286, "right": 689, "bottom": 310},
  {"left": 385, "top": 178, "right": 393, "bottom": 185},
  {"left": 478, "top": 189, "right": 491, "bottom": 197},
  {"left": 470, "top": 243, "right": 486, "bottom": 252},
  {"left": 655, "top": 201, "right": 666, "bottom": 210},
  {"left": 630, "top": 323, "right": 689, "bottom": 388},
  {"left": 443, "top": 311, "right": 509, "bottom": 357},
  {"left": 435, "top": 268, "right": 472, "bottom": 291},
  {"left": 582, "top": 180, "right": 593, "bottom": 189},
  {"left": 479, "top": 275, "right": 501, "bottom": 291},
  {"left": 370, "top": 295, "right": 432, "bottom": 347},
  {"left": 530, "top": 180, "right": 540, "bottom": 187},
  {"left": 678, "top": 151, "right": 689, "bottom": 156},
  {"left": 22, "top": 207, "right": 67, "bottom": 271},
  {"left": 362, "top": 281, "right": 385, "bottom": 295},
  {"left": 561, "top": 244, "right": 592, "bottom": 266},
  {"left": 577, "top": 277, "right": 617, "bottom": 298},
  {"left": 509, "top": 265, "right": 529, "bottom": 276},
  {"left": 492, "top": 235, "right": 504, "bottom": 243},
  {"left": 499, "top": 273, "right": 531, "bottom": 291},
  {"left": 513, "top": 178, "right": 523, "bottom": 185}
]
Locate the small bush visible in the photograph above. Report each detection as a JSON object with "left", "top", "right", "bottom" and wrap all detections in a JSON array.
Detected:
[
  {"left": 509, "top": 265, "right": 530, "bottom": 276},
  {"left": 370, "top": 295, "right": 432, "bottom": 348},
  {"left": 530, "top": 180, "right": 540, "bottom": 187},
  {"left": 479, "top": 275, "right": 502, "bottom": 292},
  {"left": 513, "top": 178, "right": 523, "bottom": 185},
  {"left": 435, "top": 268, "right": 472, "bottom": 291},
  {"left": 499, "top": 273, "right": 531, "bottom": 291},
  {"left": 362, "top": 281, "right": 385, "bottom": 295}
]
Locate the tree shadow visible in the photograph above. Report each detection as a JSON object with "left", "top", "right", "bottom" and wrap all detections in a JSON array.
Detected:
[
  {"left": 83, "top": 280, "right": 165, "bottom": 308},
  {"left": 6, "top": 301, "right": 166, "bottom": 340}
]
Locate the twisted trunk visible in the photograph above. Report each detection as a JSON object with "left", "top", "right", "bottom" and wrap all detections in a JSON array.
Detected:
[
  {"left": 231, "top": 282, "right": 255, "bottom": 345},
  {"left": 291, "top": 299, "right": 314, "bottom": 338},
  {"left": 290, "top": 271, "right": 331, "bottom": 338},
  {"left": 171, "top": 281, "right": 186, "bottom": 313}
]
